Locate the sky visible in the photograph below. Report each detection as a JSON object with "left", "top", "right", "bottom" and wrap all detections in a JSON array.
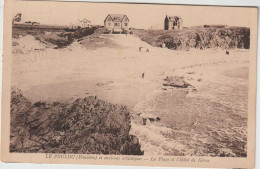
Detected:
[{"left": 10, "top": 1, "right": 256, "bottom": 29}]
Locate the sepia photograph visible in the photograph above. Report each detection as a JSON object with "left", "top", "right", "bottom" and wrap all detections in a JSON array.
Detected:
[{"left": 1, "top": 0, "right": 258, "bottom": 168}]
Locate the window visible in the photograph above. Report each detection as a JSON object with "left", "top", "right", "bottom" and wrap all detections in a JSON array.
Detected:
[
  {"left": 114, "top": 23, "right": 120, "bottom": 26},
  {"left": 125, "top": 23, "right": 128, "bottom": 26},
  {"left": 108, "top": 23, "right": 111, "bottom": 26}
]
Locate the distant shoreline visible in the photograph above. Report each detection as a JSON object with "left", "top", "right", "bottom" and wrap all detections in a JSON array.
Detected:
[{"left": 13, "top": 23, "right": 67, "bottom": 31}]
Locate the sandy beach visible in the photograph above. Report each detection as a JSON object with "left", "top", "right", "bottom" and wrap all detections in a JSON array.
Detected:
[{"left": 11, "top": 33, "right": 249, "bottom": 156}]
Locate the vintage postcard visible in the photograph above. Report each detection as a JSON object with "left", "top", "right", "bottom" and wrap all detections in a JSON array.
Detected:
[{"left": 1, "top": 0, "right": 258, "bottom": 168}]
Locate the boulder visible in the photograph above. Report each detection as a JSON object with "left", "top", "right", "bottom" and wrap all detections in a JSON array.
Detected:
[
  {"left": 163, "top": 76, "right": 190, "bottom": 88},
  {"left": 10, "top": 88, "right": 143, "bottom": 155}
]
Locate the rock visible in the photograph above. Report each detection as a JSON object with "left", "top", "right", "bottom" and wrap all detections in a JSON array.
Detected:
[
  {"left": 131, "top": 114, "right": 143, "bottom": 125},
  {"left": 192, "top": 88, "right": 197, "bottom": 92},
  {"left": 163, "top": 76, "right": 190, "bottom": 88},
  {"left": 139, "top": 47, "right": 149, "bottom": 52},
  {"left": 148, "top": 118, "right": 156, "bottom": 122},
  {"left": 10, "top": 88, "right": 143, "bottom": 155},
  {"left": 97, "top": 81, "right": 113, "bottom": 87},
  {"left": 226, "top": 50, "right": 230, "bottom": 55},
  {"left": 148, "top": 117, "right": 161, "bottom": 123},
  {"left": 97, "top": 83, "right": 105, "bottom": 87},
  {"left": 135, "top": 26, "right": 250, "bottom": 50},
  {"left": 34, "top": 101, "right": 46, "bottom": 107}
]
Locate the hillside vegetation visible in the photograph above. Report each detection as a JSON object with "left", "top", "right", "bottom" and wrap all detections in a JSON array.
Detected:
[
  {"left": 134, "top": 25, "right": 250, "bottom": 50},
  {"left": 12, "top": 26, "right": 119, "bottom": 50},
  {"left": 13, "top": 26, "right": 98, "bottom": 48}
]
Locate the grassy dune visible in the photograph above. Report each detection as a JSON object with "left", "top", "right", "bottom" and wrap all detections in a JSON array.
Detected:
[{"left": 13, "top": 25, "right": 98, "bottom": 48}]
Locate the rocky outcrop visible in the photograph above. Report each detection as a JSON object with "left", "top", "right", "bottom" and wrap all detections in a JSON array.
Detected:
[
  {"left": 163, "top": 76, "right": 191, "bottom": 88},
  {"left": 10, "top": 88, "right": 143, "bottom": 155},
  {"left": 134, "top": 26, "right": 250, "bottom": 50}
]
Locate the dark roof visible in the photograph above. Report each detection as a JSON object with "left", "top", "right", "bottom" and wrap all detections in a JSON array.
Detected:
[
  {"left": 105, "top": 14, "right": 129, "bottom": 22},
  {"left": 166, "top": 15, "right": 183, "bottom": 22}
]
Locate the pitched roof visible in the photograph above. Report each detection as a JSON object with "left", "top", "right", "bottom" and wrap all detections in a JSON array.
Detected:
[
  {"left": 105, "top": 14, "right": 129, "bottom": 22},
  {"left": 80, "top": 18, "right": 91, "bottom": 23},
  {"left": 166, "top": 15, "right": 183, "bottom": 22}
]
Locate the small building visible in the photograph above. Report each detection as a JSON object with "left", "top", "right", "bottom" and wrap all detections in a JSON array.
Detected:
[
  {"left": 32, "top": 22, "right": 40, "bottom": 26},
  {"left": 164, "top": 15, "right": 183, "bottom": 30},
  {"left": 69, "top": 18, "right": 92, "bottom": 30},
  {"left": 104, "top": 14, "right": 129, "bottom": 33},
  {"left": 12, "top": 13, "right": 22, "bottom": 24},
  {"left": 24, "top": 21, "right": 40, "bottom": 26},
  {"left": 78, "top": 18, "right": 92, "bottom": 28},
  {"left": 69, "top": 23, "right": 80, "bottom": 30}
]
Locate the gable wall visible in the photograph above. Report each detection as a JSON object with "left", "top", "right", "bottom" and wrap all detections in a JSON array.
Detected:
[
  {"left": 121, "top": 16, "right": 129, "bottom": 29},
  {"left": 104, "top": 15, "right": 129, "bottom": 29},
  {"left": 104, "top": 16, "right": 114, "bottom": 28}
]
